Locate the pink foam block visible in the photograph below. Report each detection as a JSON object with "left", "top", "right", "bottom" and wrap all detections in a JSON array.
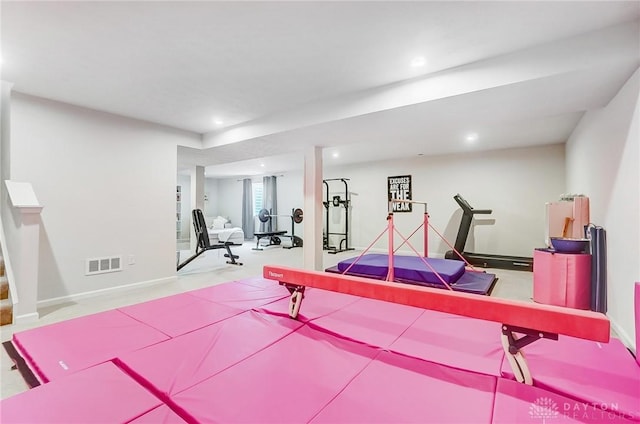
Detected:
[
  {"left": 187, "top": 280, "right": 288, "bottom": 310},
  {"left": 493, "top": 378, "right": 636, "bottom": 423},
  {"left": 12, "top": 309, "right": 169, "bottom": 383},
  {"left": 533, "top": 250, "right": 591, "bottom": 310},
  {"left": 0, "top": 362, "right": 161, "bottom": 423},
  {"left": 389, "top": 309, "right": 504, "bottom": 376},
  {"left": 171, "top": 325, "right": 378, "bottom": 423},
  {"left": 310, "top": 297, "right": 424, "bottom": 348},
  {"left": 117, "top": 310, "right": 303, "bottom": 396},
  {"left": 501, "top": 336, "right": 640, "bottom": 420},
  {"left": 118, "top": 292, "right": 243, "bottom": 337},
  {"left": 257, "top": 287, "right": 361, "bottom": 321},
  {"left": 129, "top": 405, "right": 188, "bottom": 423},
  {"left": 311, "top": 350, "right": 496, "bottom": 423}
]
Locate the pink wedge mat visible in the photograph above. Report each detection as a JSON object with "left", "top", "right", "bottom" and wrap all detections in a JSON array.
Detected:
[
  {"left": 389, "top": 309, "right": 505, "bottom": 377},
  {"left": 118, "top": 291, "right": 244, "bottom": 337},
  {"left": 11, "top": 309, "right": 169, "bottom": 383},
  {"left": 311, "top": 350, "right": 497, "bottom": 424},
  {"left": 116, "top": 310, "right": 303, "bottom": 397},
  {"left": 256, "top": 286, "right": 361, "bottom": 321},
  {"left": 500, "top": 335, "right": 640, "bottom": 421},
  {"left": 0, "top": 362, "right": 161, "bottom": 424},
  {"left": 170, "top": 324, "right": 379, "bottom": 424},
  {"left": 187, "top": 279, "right": 289, "bottom": 310},
  {"left": 128, "top": 405, "right": 188, "bottom": 424},
  {"left": 310, "top": 296, "right": 425, "bottom": 348},
  {"left": 493, "top": 378, "right": 636, "bottom": 423}
]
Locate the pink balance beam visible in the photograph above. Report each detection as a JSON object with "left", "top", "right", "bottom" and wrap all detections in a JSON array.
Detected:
[{"left": 263, "top": 265, "right": 610, "bottom": 343}]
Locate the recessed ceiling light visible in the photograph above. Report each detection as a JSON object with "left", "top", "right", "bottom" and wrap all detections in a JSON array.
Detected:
[
  {"left": 465, "top": 133, "right": 479, "bottom": 143},
  {"left": 332, "top": 152, "right": 339, "bottom": 158},
  {"left": 410, "top": 56, "right": 426, "bottom": 68},
  {"left": 213, "top": 118, "right": 224, "bottom": 126},
  {"left": 260, "top": 163, "right": 265, "bottom": 167}
]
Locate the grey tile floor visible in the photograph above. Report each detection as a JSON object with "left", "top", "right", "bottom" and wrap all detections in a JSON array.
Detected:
[{"left": 0, "top": 242, "right": 534, "bottom": 400}]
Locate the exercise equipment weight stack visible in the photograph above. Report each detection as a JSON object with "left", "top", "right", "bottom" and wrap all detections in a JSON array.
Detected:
[{"left": 257, "top": 208, "right": 303, "bottom": 249}]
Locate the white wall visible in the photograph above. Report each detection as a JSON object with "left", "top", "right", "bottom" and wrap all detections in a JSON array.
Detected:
[
  {"left": 213, "top": 174, "right": 304, "bottom": 236},
  {"left": 9, "top": 93, "right": 200, "bottom": 301},
  {"left": 212, "top": 144, "right": 565, "bottom": 258},
  {"left": 215, "top": 177, "right": 244, "bottom": 229},
  {"left": 566, "top": 67, "right": 640, "bottom": 350},
  {"left": 204, "top": 177, "right": 219, "bottom": 217},
  {"left": 324, "top": 144, "right": 565, "bottom": 257},
  {"left": 177, "top": 174, "right": 191, "bottom": 239},
  {"left": 276, "top": 172, "right": 304, "bottom": 234}
]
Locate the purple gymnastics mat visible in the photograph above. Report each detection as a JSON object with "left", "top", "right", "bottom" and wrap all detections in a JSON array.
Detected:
[{"left": 328, "top": 253, "right": 497, "bottom": 295}]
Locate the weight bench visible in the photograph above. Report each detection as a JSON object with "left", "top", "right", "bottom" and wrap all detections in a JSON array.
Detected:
[
  {"left": 253, "top": 231, "right": 288, "bottom": 250},
  {"left": 177, "top": 209, "right": 242, "bottom": 270}
]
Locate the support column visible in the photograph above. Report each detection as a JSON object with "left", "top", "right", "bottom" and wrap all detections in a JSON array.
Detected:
[
  {"left": 4, "top": 181, "right": 42, "bottom": 323},
  {"left": 1, "top": 81, "right": 14, "bottom": 215},
  {"left": 190, "top": 166, "right": 205, "bottom": 252},
  {"left": 303, "top": 146, "right": 323, "bottom": 270}
]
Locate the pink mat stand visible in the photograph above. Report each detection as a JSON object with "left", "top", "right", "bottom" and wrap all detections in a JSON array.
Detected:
[{"left": 0, "top": 362, "right": 162, "bottom": 424}]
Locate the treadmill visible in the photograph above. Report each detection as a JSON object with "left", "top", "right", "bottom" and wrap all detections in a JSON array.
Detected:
[{"left": 444, "top": 194, "right": 533, "bottom": 271}]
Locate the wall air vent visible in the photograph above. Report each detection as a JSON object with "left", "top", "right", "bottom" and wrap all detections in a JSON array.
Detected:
[{"left": 85, "top": 256, "right": 123, "bottom": 275}]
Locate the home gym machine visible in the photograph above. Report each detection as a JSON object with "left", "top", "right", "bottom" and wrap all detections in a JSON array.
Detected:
[
  {"left": 254, "top": 208, "right": 304, "bottom": 250},
  {"left": 177, "top": 209, "right": 242, "bottom": 270},
  {"left": 444, "top": 194, "right": 533, "bottom": 271},
  {"left": 323, "top": 178, "right": 354, "bottom": 254}
]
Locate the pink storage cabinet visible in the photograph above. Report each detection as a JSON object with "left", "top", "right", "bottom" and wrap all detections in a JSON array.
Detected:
[{"left": 533, "top": 249, "right": 591, "bottom": 310}]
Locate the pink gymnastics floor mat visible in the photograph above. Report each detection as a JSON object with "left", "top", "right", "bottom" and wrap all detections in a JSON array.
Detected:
[
  {"left": 1, "top": 362, "right": 162, "bottom": 423},
  {"left": 4, "top": 278, "right": 639, "bottom": 423}
]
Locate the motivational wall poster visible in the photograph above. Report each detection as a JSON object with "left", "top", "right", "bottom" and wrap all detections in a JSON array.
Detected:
[{"left": 387, "top": 175, "right": 412, "bottom": 212}]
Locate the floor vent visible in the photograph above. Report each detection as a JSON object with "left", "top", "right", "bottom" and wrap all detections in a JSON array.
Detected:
[{"left": 86, "top": 256, "right": 123, "bottom": 275}]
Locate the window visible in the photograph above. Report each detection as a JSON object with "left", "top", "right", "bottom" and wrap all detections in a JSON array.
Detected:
[{"left": 253, "top": 182, "right": 263, "bottom": 216}]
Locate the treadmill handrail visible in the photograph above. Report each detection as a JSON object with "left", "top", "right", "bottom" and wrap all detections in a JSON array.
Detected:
[{"left": 453, "top": 194, "right": 492, "bottom": 214}]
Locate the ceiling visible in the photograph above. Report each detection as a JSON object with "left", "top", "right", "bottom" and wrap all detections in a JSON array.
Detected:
[{"left": 2, "top": 1, "right": 639, "bottom": 178}]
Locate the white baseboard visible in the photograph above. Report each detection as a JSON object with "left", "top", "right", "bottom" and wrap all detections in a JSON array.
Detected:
[
  {"left": 37, "top": 276, "right": 177, "bottom": 308},
  {"left": 13, "top": 312, "right": 40, "bottom": 324},
  {"left": 609, "top": 314, "right": 636, "bottom": 355}
]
